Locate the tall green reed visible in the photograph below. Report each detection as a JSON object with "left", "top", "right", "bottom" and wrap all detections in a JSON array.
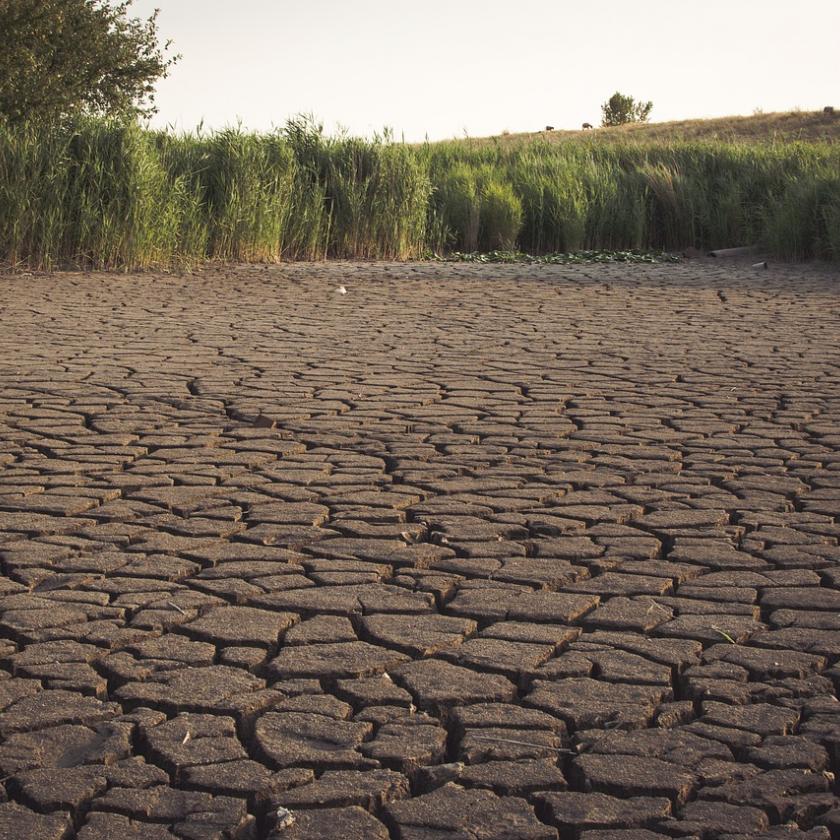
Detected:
[{"left": 1, "top": 117, "right": 838, "bottom": 270}]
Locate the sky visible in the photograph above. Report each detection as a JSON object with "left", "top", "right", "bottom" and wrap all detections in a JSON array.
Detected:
[{"left": 131, "top": 0, "right": 840, "bottom": 141}]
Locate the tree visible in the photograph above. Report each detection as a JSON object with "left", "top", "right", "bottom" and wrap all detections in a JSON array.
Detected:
[
  {"left": 601, "top": 92, "right": 653, "bottom": 127},
  {"left": 0, "top": 0, "right": 178, "bottom": 125}
]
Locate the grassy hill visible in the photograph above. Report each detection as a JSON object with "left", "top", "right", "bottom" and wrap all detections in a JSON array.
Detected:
[{"left": 481, "top": 110, "right": 840, "bottom": 146}]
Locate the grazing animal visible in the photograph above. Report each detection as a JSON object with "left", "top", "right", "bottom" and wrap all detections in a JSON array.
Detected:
[
  {"left": 582, "top": 122, "right": 593, "bottom": 130},
  {"left": 545, "top": 125, "right": 555, "bottom": 131},
  {"left": 825, "top": 106, "right": 835, "bottom": 115}
]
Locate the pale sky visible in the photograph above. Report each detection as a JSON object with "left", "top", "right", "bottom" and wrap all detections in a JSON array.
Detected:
[{"left": 132, "top": 0, "right": 840, "bottom": 141}]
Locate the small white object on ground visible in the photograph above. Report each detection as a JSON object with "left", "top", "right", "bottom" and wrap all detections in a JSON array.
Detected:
[
  {"left": 275, "top": 807, "right": 296, "bottom": 831},
  {"left": 336, "top": 285, "right": 347, "bottom": 294},
  {"left": 752, "top": 261, "right": 768, "bottom": 269}
]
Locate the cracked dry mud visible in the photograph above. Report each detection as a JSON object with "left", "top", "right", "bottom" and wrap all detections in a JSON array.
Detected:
[{"left": 0, "top": 258, "right": 839, "bottom": 840}]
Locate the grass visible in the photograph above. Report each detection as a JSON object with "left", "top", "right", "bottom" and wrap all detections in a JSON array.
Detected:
[
  {"left": 481, "top": 109, "right": 840, "bottom": 146},
  {"left": 1, "top": 114, "right": 839, "bottom": 271}
]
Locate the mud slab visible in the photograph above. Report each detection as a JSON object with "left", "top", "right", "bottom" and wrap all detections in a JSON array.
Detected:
[{"left": 1, "top": 259, "right": 839, "bottom": 839}]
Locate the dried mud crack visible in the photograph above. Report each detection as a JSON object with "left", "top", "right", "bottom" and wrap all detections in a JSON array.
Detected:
[{"left": 1, "top": 259, "right": 840, "bottom": 839}]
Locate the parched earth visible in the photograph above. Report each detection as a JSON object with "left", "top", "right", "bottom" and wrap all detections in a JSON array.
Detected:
[{"left": 0, "top": 259, "right": 839, "bottom": 840}]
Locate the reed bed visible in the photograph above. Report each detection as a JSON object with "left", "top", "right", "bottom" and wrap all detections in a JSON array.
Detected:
[{"left": 1, "top": 118, "right": 838, "bottom": 270}]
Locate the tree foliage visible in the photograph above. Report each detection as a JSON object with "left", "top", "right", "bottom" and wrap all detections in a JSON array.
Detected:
[
  {"left": 0, "top": 0, "right": 178, "bottom": 125},
  {"left": 601, "top": 92, "right": 653, "bottom": 127}
]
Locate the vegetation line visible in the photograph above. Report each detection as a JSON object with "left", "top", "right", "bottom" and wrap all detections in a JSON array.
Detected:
[
  {"left": 436, "top": 250, "right": 681, "bottom": 264},
  {"left": 1, "top": 117, "right": 838, "bottom": 271}
]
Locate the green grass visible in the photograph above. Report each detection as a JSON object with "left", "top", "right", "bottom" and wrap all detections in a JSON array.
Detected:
[{"left": 1, "top": 116, "right": 838, "bottom": 270}]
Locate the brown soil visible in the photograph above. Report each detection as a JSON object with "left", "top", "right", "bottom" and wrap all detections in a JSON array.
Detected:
[{"left": 1, "top": 260, "right": 839, "bottom": 838}]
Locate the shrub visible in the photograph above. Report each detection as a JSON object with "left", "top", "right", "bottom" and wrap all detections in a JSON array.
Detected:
[{"left": 601, "top": 92, "right": 653, "bottom": 127}]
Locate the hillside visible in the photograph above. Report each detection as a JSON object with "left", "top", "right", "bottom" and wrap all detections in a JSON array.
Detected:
[{"left": 480, "top": 109, "right": 840, "bottom": 146}]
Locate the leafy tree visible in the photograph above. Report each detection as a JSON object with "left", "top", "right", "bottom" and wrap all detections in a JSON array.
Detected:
[
  {"left": 601, "top": 92, "right": 653, "bottom": 127},
  {"left": 0, "top": 0, "right": 178, "bottom": 125}
]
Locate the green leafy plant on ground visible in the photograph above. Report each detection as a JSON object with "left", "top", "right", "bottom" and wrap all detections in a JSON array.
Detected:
[{"left": 435, "top": 250, "right": 682, "bottom": 264}]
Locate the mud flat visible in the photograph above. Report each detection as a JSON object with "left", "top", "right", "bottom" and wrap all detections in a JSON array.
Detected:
[{"left": 1, "top": 259, "right": 839, "bottom": 838}]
